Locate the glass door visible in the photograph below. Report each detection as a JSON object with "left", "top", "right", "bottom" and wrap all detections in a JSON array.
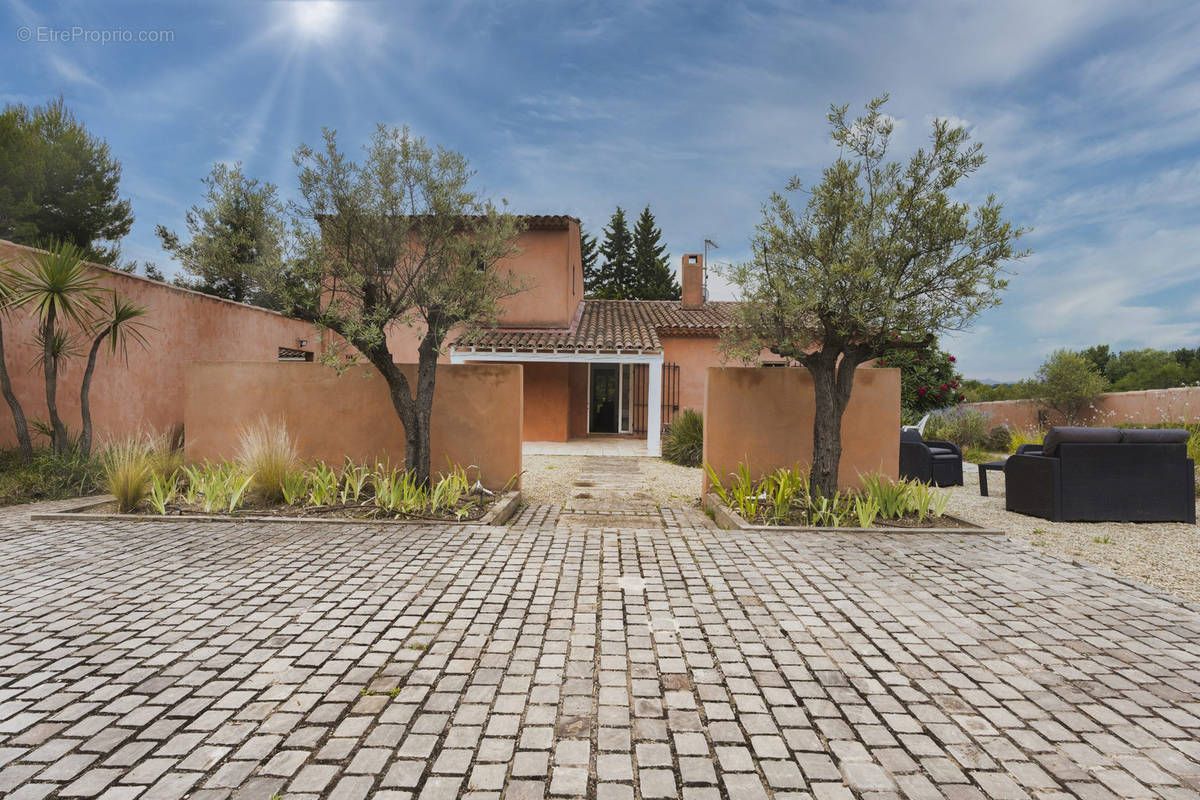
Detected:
[
  {"left": 589, "top": 364, "right": 619, "bottom": 433},
  {"left": 620, "top": 363, "right": 632, "bottom": 433}
]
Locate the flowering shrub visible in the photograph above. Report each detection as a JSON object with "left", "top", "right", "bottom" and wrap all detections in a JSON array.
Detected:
[{"left": 877, "top": 337, "right": 964, "bottom": 416}]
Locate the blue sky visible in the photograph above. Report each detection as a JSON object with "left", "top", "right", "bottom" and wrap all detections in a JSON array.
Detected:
[{"left": 4, "top": 0, "right": 1200, "bottom": 381}]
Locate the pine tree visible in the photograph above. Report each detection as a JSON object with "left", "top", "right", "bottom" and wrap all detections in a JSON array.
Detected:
[
  {"left": 580, "top": 226, "right": 601, "bottom": 295},
  {"left": 594, "top": 207, "right": 633, "bottom": 299},
  {"left": 0, "top": 97, "right": 134, "bottom": 264},
  {"left": 630, "top": 205, "right": 679, "bottom": 299}
]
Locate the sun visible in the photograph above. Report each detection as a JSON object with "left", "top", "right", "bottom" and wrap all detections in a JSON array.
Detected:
[{"left": 291, "top": 0, "right": 343, "bottom": 40}]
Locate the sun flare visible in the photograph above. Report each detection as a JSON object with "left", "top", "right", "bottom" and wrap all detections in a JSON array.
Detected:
[{"left": 291, "top": 0, "right": 342, "bottom": 40}]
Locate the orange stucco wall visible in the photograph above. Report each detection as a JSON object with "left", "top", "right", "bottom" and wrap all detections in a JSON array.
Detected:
[
  {"left": 967, "top": 386, "right": 1200, "bottom": 430},
  {"left": 703, "top": 366, "right": 901, "bottom": 493},
  {"left": 384, "top": 222, "right": 583, "bottom": 363},
  {"left": 661, "top": 336, "right": 728, "bottom": 413},
  {"left": 522, "top": 362, "right": 571, "bottom": 442},
  {"left": 184, "top": 362, "right": 522, "bottom": 489},
  {"left": 0, "top": 240, "right": 321, "bottom": 449}
]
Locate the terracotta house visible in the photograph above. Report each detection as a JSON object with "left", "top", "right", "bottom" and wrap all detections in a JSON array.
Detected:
[{"left": 387, "top": 214, "right": 761, "bottom": 457}]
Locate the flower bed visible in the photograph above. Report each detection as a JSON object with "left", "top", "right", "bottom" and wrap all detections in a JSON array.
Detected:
[
  {"left": 38, "top": 420, "right": 520, "bottom": 525},
  {"left": 705, "top": 464, "right": 999, "bottom": 533}
]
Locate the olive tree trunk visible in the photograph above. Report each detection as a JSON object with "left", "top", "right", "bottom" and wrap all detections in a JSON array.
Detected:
[
  {"left": 0, "top": 318, "right": 32, "bottom": 461},
  {"left": 364, "top": 330, "right": 440, "bottom": 488},
  {"left": 805, "top": 350, "right": 861, "bottom": 499}
]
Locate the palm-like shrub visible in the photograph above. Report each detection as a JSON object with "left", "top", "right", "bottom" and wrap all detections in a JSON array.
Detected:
[
  {"left": 663, "top": 409, "right": 703, "bottom": 467},
  {"left": 236, "top": 416, "right": 298, "bottom": 504}
]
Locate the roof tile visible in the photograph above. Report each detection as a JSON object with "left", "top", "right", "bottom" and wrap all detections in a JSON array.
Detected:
[{"left": 454, "top": 300, "right": 739, "bottom": 353}]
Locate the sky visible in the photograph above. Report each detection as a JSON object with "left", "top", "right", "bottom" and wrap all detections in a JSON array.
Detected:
[{"left": 4, "top": 0, "right": 1200, "bottom": 381}]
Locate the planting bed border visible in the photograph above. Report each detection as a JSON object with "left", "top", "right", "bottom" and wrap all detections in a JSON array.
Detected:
[
  {"left": 31, "top": 491, "right": 522, "bottom": 527},
  {"left": 705, "top": 493, "right": 1004, "bottom": 535}
]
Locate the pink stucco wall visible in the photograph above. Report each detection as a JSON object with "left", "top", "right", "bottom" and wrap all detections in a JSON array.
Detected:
[
  {"left": 0, "top": 240, "right": 320, "bottom": 449},
  {"left": 185, "top": 362, "right": 523, "bottom": 490},
  {"left": 967, "top": 386, "right": 1200, "bottom": 430},
  {"left": 703, "top": 366, "right": 901, "bottom": 494}
]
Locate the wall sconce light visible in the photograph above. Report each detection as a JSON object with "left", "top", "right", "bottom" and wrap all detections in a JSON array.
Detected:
[{"left": 298, "top": 339, "right": 308, "bottom": 348}]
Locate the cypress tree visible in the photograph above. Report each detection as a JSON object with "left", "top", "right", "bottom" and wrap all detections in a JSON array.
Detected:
[
  {"left": 630, "top": 205, "right": 679, "bottom": 299},
  {"left": 580, "top": 226, "right": 601, "bottom": 295},
  {"left": 594, "top": 207, "right": 633, "bottom": 299}
]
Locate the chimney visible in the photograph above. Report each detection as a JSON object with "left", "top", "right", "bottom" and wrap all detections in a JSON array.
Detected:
[{"left": 681, "top": 253, "right": 704, "bottom": 310}]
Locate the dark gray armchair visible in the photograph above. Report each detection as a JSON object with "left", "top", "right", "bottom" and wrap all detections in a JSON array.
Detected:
[{"left": 899, "top": 429, "right": 964, "bottom": 486}]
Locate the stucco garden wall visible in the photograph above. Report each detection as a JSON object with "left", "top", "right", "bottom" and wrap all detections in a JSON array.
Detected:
[
  {"left": 703, "top": 366, "right": 901, "bottom": 493},
  {"left": 185, "top": 362, "right": 523, "bottom": 489},
  {"left": 967, "top": 386, "right": 1200, "bottom": 430},
  {"left": 0, "top": 240, "right": 320, "bottom": 450}
]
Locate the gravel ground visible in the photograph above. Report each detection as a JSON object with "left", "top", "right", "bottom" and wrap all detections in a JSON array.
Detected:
[
  {"left": 522, "top": 454, "right": 702, "bottom": 507},
  {"left": 949, "top": 464, "right": 1200, "bottom": 603}
]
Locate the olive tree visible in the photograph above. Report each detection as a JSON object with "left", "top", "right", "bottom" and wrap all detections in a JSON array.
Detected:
[
  {"left": 1035, "top": 349, "right": 1107, "bottom": 424},
  {"left": 286, "top": 125, "right": 524, "bottom": 486},
  {"left": 721, "top": 96, "right": 1026, "bottom": 498}
]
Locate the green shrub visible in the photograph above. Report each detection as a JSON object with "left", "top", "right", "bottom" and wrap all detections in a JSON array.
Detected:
[
  {"left": 663, "top": 409, "right": 703, "bottom": 467},
  {"left": 1007, "top": 427, "right": 1044, "bottom": 453},
  {"left": 236, "top": 416, "right": 298, "bottom": 504},
  {"left": 103, "top": 438, "right": 157, "bottom": 512},
  {"left": 984, "top": 425, "right": 1012, "bottom": 453},
  {"left": 924, "top": 406, "right": 992, "bottom": 448},
  {"left": 0, "top": 447, "right": 102, "bottom": 506}
]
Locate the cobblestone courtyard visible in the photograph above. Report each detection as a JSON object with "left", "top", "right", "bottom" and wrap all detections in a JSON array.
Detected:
[{"left": 1, "top": 504, "right": 1199, "bottom": 799}]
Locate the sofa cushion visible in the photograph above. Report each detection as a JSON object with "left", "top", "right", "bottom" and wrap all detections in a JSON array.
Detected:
[
  {"left": 927, "top": 447, "right": 954, "bottom": 456},
  {"left": 932, "top": 453, "right": 960, "bottom": 461},
  {"left": 1120, "top": 428, "right": 1191, "bottom": 444},
  {"left": 1041, "top": 426, "right": 1122, "bottom": 457}
]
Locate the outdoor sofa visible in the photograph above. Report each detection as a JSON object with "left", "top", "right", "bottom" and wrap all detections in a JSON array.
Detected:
[
  {"left": 899, "top": 429, "right": 964, "bottom": 486},
  {"left": 1004, "top": 426, "right": 1196, "bottom": 523}
]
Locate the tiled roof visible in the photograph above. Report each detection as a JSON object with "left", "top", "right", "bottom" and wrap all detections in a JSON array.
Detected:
[{"left": 453, "top": 300, "right": 740, "bottom": 353}]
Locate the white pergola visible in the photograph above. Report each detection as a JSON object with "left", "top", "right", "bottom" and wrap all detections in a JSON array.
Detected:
[{"left": 448, "top": 348, "right": 665, "bottom": 457}]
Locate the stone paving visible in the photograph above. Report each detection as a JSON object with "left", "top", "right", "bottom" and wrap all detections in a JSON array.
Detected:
[{"left": 0, "top": 502, "right": 1199, "bottom": 799}]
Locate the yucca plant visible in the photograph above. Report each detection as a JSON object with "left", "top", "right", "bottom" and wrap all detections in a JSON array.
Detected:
[
  {"left": 340, "top": 460, "right": 369, "bottom": 505},
  {"left": 236, "top": 416, "right": 298, "bottom": 504},
  {"left": 762, "top": 465, "right": 806, "bottom": 525},
  {"left": 306, "top": 462, "right": 339, "bottom": 507},
  {"left": 179, "top": 463, "right": 203, "bottom": 505},
  {"left": 810, "top": 491, "right": 851, "bottom": 527},
  {"left": 192, "top": 461, "right": 253, "bottom": 514},
  {"left": 430, "top": 464, "right": 469, "bottom": 513},
  {"left": 859, "top": 473, "right": 914, "bottom": 519},
  {"left": 147, "top": 471, "right": 178, "bottom": 515},
  {"left": 853, "top": 495, "right": 880, "bottom": 528},
  {"left": 375, "top": 467, "right": 427, "bottom": 516},
  {"left": 103, "top": 437, "right": 156, "bottom": 512},
  {"left": 909, "top": 482, "right": 951, "bottom": 522},
  {"left": 281, "top": 469, "right": 309, "bottom": 506},
  {"left": 704, "top": 463, "right": 730, "bottom": 506}
]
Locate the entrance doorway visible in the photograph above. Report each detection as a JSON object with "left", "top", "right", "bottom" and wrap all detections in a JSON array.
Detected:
[{"left": 589, "top": 363, "right": 633, "bottom": 434}]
